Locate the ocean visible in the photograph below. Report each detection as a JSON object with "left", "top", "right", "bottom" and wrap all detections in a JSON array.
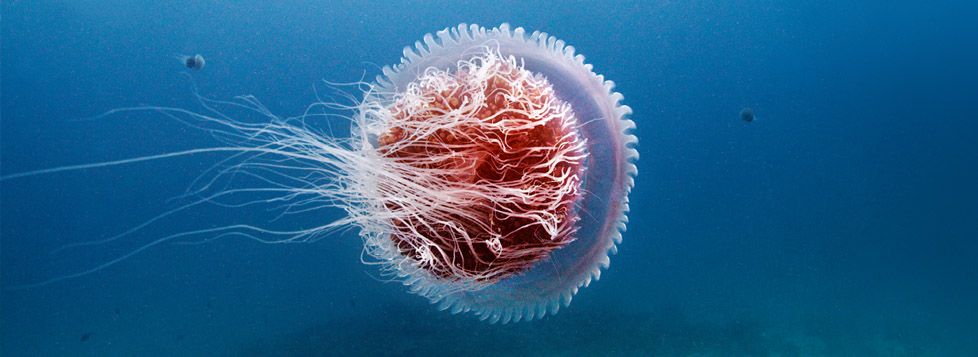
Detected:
[{"left": 2, "top": 1, "right": 977, "bottom": 355}]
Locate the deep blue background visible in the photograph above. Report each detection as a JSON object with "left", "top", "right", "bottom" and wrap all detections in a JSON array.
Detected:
[{"left": 3, "top": 1, "right": 977, "bottom": 355}]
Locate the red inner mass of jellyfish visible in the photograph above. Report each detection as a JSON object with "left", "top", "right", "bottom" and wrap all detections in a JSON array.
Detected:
[{"left": 376, "top": 53, "right": 587, "bottom": 283}]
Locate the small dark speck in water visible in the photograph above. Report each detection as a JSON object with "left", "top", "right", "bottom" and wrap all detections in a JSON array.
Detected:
[
  {"left": 115, "top": 308, "right": 120, "bottom": 315},
  {"left": 739, "top": 107, "right": 755, "bottom": 122},
  {"left": 81, "top": 332, "right": 91, "bottom": 342},
  {"left": 350, "top": 299, "right": 356, "bottom": 308},
  {"left": 225, "top": 272, "right": 232, "bottom": 278}
]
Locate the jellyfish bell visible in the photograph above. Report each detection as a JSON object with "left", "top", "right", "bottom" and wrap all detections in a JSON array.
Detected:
[
  {"left": 4, "top": 24, "right": 637, "bottom": 323},
  {"left": 180, "top": 54, "right": 205, "bottom": 70},
  {"left": 363, "top": 24, "right": 638, "bottom": 322}
]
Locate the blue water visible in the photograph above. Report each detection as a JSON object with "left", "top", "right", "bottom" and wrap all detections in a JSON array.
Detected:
[{"left": 3, "top": 1, "right": 977, "bottom": 355}]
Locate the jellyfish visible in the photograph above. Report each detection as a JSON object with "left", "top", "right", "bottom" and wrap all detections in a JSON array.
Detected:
[
  {"left": 740, "top": 107, "right": 755, "bottom": 122},
  {"left": 180, "top": 54, "right": 205, "bottom": 70},
  {"left": 3, "top": 24, "right": 637, "bottom": 323}
]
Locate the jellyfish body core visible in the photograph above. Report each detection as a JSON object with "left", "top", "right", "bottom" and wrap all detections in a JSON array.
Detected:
[{"left": 376, "top": 51, "right": 587, "bottom": 283}]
